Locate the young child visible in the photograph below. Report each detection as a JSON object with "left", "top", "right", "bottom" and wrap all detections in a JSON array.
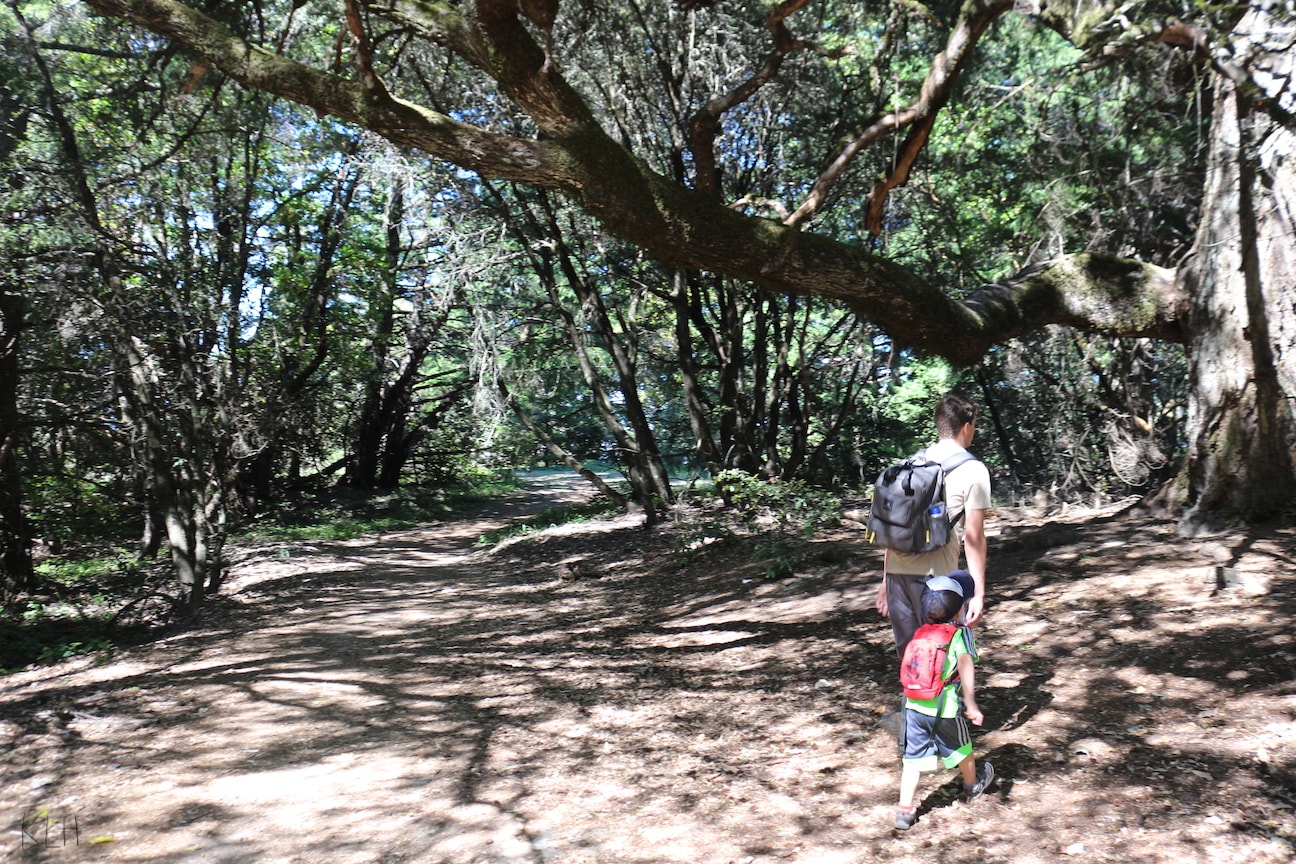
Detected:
[{"left": 894, "top": 570, "right": 994, "bottom": 830}]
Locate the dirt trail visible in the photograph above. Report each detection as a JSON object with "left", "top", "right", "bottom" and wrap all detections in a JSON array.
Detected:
[{"left": 2, "top": 473, "right": 1294, "bottom": 864}]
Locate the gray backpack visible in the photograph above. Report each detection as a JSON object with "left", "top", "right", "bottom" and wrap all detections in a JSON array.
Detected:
[{"left": 865, "top": 450, "right": 976, "bottom": 554}]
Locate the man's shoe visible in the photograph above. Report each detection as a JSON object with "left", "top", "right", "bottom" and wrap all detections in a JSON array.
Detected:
[
  {"left": 964, "top": 760, "right": 994, "bottom": 801},
  {"left": 894, "top": 806, "right": 918, "bottom": 830}
]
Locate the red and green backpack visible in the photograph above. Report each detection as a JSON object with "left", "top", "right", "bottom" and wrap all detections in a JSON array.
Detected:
[{"left": 900, "top": 623, "right": 960, "bottom": 700}]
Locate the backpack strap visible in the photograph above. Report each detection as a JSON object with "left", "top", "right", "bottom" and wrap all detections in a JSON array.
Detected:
[
  {"left": 942, "top": 622, "right": 962, "bottom": 682},
  {"left": 914, "top": 448, "right": 976, "bottom": 473},
  {"left": 938, "top": 451, "right": 977, "bottom": 474},
  {"left": 928, "top": 449, "right": 978, "bottom": 526}
]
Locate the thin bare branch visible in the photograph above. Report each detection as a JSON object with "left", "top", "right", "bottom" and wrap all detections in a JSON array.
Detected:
[
  {"left": 688, "top": 0, "right": 829, "bottom": 198},
  {"left": 785, "top": 0, "right": 1015, "bottom": 229}
]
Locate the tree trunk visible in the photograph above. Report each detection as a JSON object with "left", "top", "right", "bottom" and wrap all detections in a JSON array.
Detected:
[
  {"left": 693, "top": 276, "right": 758, "bottom": 475},
  {"left": 138, "top": 469, "right": 163, "bottom": 559},
  {"left": 672, "top": 270, "right": 723, "bottom": 477},
  {"left": 18, "top": 5, "right": 219, "bottom": 609},
  {"left": 0, "top": 287, "right": 33, "bottom": 599},
  {"left": 1175, "top": 14, "right": 1296, "bottom": 531},
  {"left": 502, "top": 188, "right": 674, "bottom": 517},
  {"left": 378, "top": 379, "right": 470, "bottom": 487},
  {"left": 346, "top": 183, "right": 403, "bottom": 490},
  {"left": 117, "top": 352, "right": 212, "bottom": 613}
]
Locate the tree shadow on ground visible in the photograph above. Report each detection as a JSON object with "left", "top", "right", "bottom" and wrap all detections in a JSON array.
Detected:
[{"left": 2, "top": 492, "right": 1293, "bottom": 863}]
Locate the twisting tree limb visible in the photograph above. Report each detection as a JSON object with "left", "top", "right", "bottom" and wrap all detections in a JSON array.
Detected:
[
  {"left": 688, "top": 0, "right": 820, "bottom": 198},
  {"left": 343, "top": 0, "right": 385, "bottom": 96},
  {"left": 785, "top": 0, "right": 1015, "bottom": 229}
]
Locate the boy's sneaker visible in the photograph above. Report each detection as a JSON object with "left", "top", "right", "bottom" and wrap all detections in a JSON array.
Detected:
[
  {"left": 963, "top": 761, "right": 994, "bottom": 801},
  {"left": 894, "top": 806, "right": 918, "bottom": 831}
]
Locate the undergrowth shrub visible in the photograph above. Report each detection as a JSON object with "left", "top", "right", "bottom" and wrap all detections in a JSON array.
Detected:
[{"left": 677, "top": 471, "right": 842, "bottom": 577}]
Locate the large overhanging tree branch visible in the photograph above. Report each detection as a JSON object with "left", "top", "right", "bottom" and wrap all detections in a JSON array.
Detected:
[{"left": 81, "top": 0, "right": 1188, "bottom": 364}]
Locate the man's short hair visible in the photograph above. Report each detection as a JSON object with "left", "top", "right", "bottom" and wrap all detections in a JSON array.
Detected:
[{"left": 935, "top": 394, "right": 978, "bottom": 439}]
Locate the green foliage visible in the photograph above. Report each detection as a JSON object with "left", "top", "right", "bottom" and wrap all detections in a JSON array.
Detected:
[
  {"left": 34, "top": 638, "right": 113, "bottom": 666},
  {"left": 0, "top": 610, "right": 116, "bottom": 673},
  {"left": 1, "top": 553, "right": 143, "bottom": 672},
  {"left": 35, "top": 555, "right": 130, "bottom": 587},
  {"left": 672, "top": 518, "right": 739, "bottom": 565},
  {"left": 883, "top": 358, "right": 959, "bottom": 426},
  {"left": 889, "top": 19, "right": 1205, "bottom": 278},
  {"left": 980, "top": 332, "right": 1186, "bottom": 501},
  {"left": 750, "top": 539, "right": 803, "bottom": 580},
  {"left": 716, "top": 470, "right": 841, "bottom": 537},
  {"left": 25, "top": 476, "right": 133, "bottom": 545},
  {"left": 699, "top": 470, "right": 843, "bottom": 578},
  {"left": 247, "top": 516, "right": 416, "bottom": 544},
  {"left": 849, "top": 356, "right": 973, "bottom": 482}
]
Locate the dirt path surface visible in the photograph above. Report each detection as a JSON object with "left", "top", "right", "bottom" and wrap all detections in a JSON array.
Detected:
[{"left": 2, "top": 472, "right": 1294, "bottom": 864}]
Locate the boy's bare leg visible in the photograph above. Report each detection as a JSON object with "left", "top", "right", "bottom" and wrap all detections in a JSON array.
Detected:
[
  {"left": 959, "top": 755, "right": 976, "bottom": 787},
  {"left": 895, "top": 762, "right": 923, "bottom": 829},
  {"left": 898, "top": 763, "right": 922, "bottom": 808}
]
